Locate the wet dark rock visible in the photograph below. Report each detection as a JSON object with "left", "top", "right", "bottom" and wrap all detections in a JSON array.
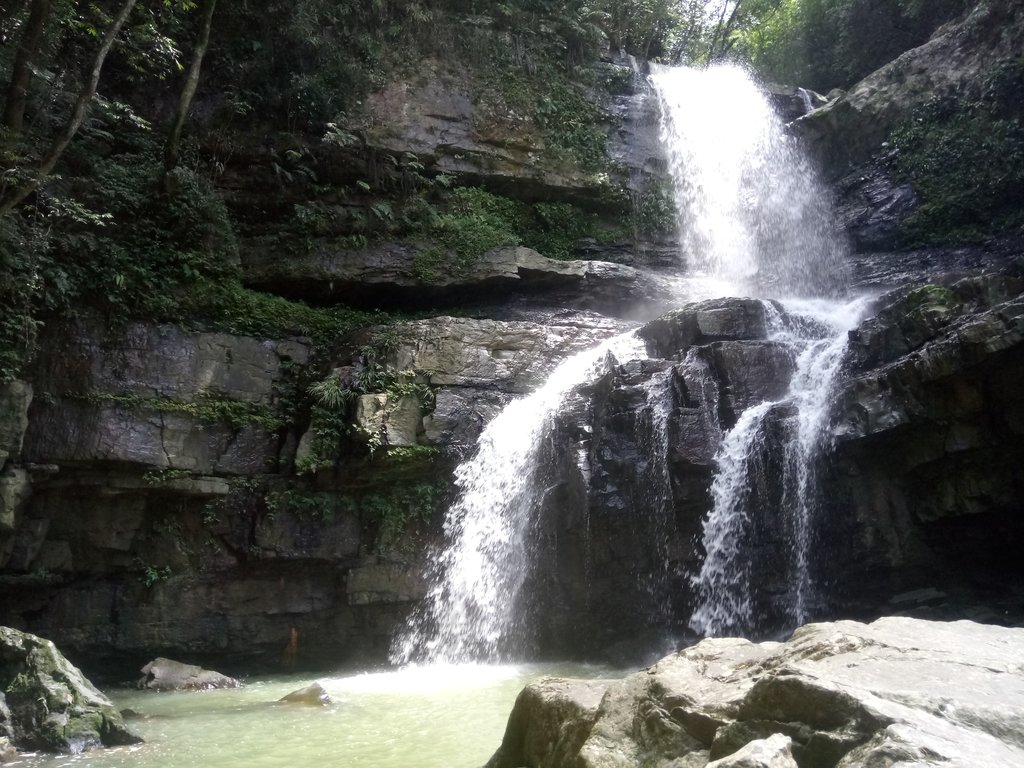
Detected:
[
  {"left": 278, "top": 681, "right": 331, "bottom": 706},
  {"left": 821, "top": 272, "right": 1024, "bottom": 615},
  {"left": 834, "top": 159, "right": 918, "bottom": 252},
  {"left": 138, "top": 657, "right": 241, "bottom": 691},
  {"left": 0, "top": 626, "right": 140, "bottom": 753},
  {"left": 639, "top": 299, "right": 773, "bottom": 360},
  {"left": 488, "top": 618, "right": 1024, "bottom": 768},
  {"left": 848, "top": 236, "right": 1024, "bottom": 293}
]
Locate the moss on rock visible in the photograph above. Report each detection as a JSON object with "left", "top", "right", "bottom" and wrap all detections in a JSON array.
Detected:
[{"left": 0, "top": 627, "right": 140, "bottom": 754}]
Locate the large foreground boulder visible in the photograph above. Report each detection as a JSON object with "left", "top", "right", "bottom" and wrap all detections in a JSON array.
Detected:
[
  {"left": 0, "top": 626, "right": 140, "bottom": 754},
  {"left": 487, "top": 617, "right": 1024, "bottom": 768}
]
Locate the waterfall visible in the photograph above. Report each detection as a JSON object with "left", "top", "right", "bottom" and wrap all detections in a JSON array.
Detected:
[
  {"left": 651, "top": 64, "right": 862, "bottom": 637},
  {"left": 393, "top": 62, "right": 865, "bottom": 662},
  {"left": 391, "top": 333, "right": 646, "bottom": 665},
  {"left": 650, "top": 64, "right": 847, "bottom": 297},
  {"left": 688, "top": 298, "right": 871, "bottom": 636}
]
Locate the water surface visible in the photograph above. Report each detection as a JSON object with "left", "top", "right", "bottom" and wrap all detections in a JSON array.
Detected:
[{"left": 18, "top": 663, "right": 617, "bottom": 768}]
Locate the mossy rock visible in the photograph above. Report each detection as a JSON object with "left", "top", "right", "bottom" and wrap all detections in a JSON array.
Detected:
[{"left": 0, "top": 627, "right": 140, "bottom": 754}]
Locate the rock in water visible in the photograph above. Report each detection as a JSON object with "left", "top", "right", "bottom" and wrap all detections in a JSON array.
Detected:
[
  {"left": 278, "top": 682, "right": 331, "bottom": 707},
  {"left": 0, "top": 626, "right": 140, "bottom": 754},
  {"left": 487, "top": 618, "right": 1024, "bottom": 767},
  {"left": 138, "top": 657, "right": 241, "bottom": 691}
]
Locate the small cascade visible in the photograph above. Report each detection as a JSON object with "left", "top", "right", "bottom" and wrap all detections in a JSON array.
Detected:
[
  {"left": 797, "top": 87, "right": 815, "bottom": 115},
  {"left": 689, "top": 298, "right": 871, "bottom": 637},
  {"left": 392, "top": 332, "right": 646, "bottom": 665},
  {"left": 689, "top": 400, "right": 775, "bottom": 636}
]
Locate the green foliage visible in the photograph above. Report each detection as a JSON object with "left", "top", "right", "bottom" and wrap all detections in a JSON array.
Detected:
[
  {"left": 411, "top": 186, "right": 630, "bottom": 279},
  {"left": 360, "top": 481, "right": 441, "bottom": 547},
  {"left": 535, "top": 79, "right": 608, "bottom": 171},
  {"left": 265, "top": 488, "right": 338, "bottom": 522},
  {"left": 185, "top": 281, "right": 384, "bottom": 345},
  {"left": 890, "top": 65, "right": 1024, "bottom": 244},
  {"left": 84, "top": 391, "right": 284, "bottom": 432},
  {"left": 297, "top": 331, "right": 438, "bottom": 472},
  {"left": 729, "top": 0, "right": 972, "bottom": 91},
  {"left": 633, "top": 183, "right": 675, "bottom": 236},
  {"left": 142, "top": 468, "right": 193, "bottom": 486},
  {"left": 414, "top": 187, "right": 524, "bottom": 280},
  {"left": 135, "top": 559, "right": 173, "bottom": 588}
]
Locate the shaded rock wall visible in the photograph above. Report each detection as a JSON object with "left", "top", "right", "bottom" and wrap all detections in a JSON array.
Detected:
[{"left": 820, "top": 274, "right": 1024, "bottom": 617}]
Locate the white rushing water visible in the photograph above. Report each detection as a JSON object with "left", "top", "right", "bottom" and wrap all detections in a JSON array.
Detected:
[
  {"left": 652, "top": 63, "right": 863, "bottom": 636},
  {"left": 688, "top": 297, "right": 872, "bottom": 636},
  {"left": 650, "top": 64, "right": 848, "bottom": 298},
  {"left": 392, "top": 332, "right": 646, "bottom": 664}
]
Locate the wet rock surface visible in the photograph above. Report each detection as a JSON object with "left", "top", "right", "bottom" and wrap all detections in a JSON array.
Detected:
[
  {"left": 488, "top": 617, "right": 1024, "bottom": 768},
  {"left": 138, "top": 657, "right": 241, "bottom": 691},
  {"left": 522, "top": 298, "right": 803, "bottom": 657},
  {"left": 0, "top": 626, "right": 140, "bottom": 753}
]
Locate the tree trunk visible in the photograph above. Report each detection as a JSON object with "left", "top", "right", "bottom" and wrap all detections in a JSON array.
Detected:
[
  {"left": 0, "top": 0, "right": 137, "bottom": 217},
  {"left": 3, "top": 0, "right": 51, "bottom": 136},
  {"left": 708, "top": 0, "right": 743, "bottom": 61},
  {"left": 162, "top": 0, "right": 217, "bottom": 194}
]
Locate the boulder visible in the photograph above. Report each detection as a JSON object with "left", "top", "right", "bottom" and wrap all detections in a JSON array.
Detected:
[
  {"left": 485, "top": 678, "right": 613, "bottom": 768},
  {"left": 138, "top": 657, "right": 241, "bottom": 691},
  {"left": 706, "top": 734, "right": 798, "bottom": 768},
  {"left": 488, "top": 618, "right": 1024, "bottom": 768},
  {"left": 0, "top": 735, "right": 15, "bottom": 762},
  {"left": 0, "top": 626, "right": 140, "bottom": 753},
  {"left": 278, "top": 682, "right": 331, "bottom": 706}
]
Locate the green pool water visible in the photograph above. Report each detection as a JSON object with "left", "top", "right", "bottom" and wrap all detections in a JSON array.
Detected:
[{"left": 14, "top": 663, "right": 619, "bottom": 768}]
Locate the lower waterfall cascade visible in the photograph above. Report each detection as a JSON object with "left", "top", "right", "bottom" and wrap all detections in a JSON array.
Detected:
[{"left": 394, "top": 62, "right": 868, "bottom": 662}]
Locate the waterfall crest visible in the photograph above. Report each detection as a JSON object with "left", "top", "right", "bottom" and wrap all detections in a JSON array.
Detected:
[{"left": 650, "top": 64, "right": 848, "bottom": 299}]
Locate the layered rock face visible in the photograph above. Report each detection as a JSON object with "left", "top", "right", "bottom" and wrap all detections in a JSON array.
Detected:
[
  {"left": 486, "top": 617, "right": 1024, "bottom": 768},
  {"left": 0, "top": 306, "right": 635, "bottom": 675},
  {"left": 821, "top": 272, "right": 1024, "bottom": 616}
]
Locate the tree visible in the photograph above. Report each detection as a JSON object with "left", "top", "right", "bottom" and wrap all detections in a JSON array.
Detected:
[
  {"left": 0, "top": 0, "right": 138, "bottom": 217},
  {"left": 162, "top": 0, "right": 217, "bottom": 193},
  {"left": 3, "top": 0, "right": 51, "bottom": 137}
]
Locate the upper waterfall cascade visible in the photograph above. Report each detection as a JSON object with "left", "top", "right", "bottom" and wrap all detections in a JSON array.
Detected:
[{"left": 650, "top": 64, "right": 848, "bottom": 298}]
